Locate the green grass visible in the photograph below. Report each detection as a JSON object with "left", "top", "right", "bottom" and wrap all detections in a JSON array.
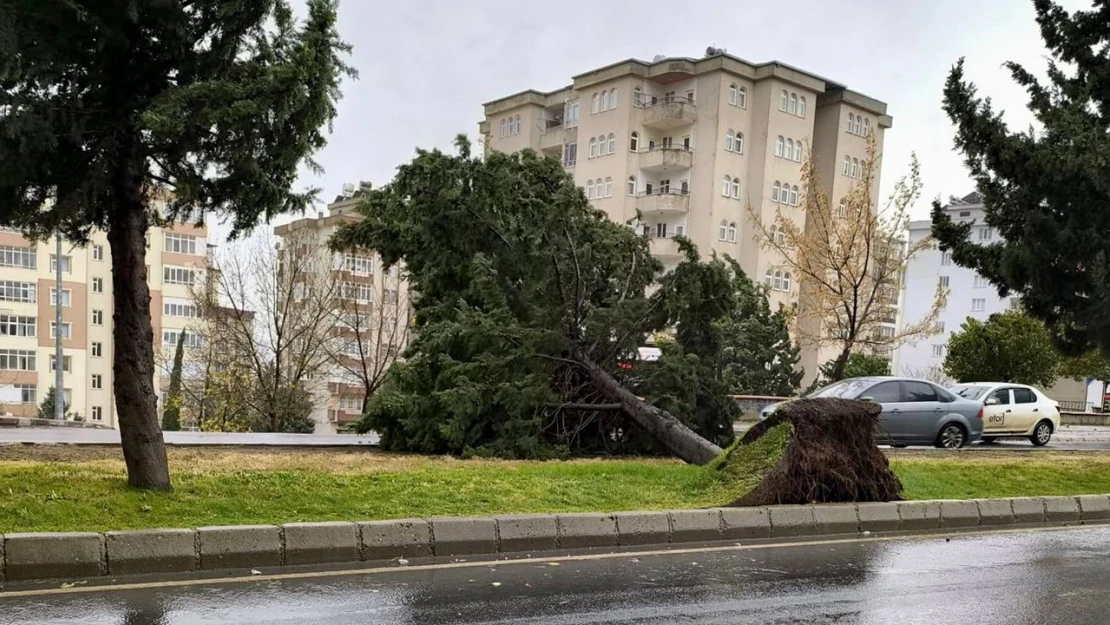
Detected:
[{"left": 3, "top": 447, "right": 1110, "bottom": 533}]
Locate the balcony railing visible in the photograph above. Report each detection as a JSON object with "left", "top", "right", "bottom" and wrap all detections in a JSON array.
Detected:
[
  {"left": 639, "top": 98, "right": 696, "bottom": 129},
  {"left": 639, "top": 144, "right": 693, "bottom": 172},
  {"left": 637, "top": 189, "right": 690, "bottom": 215}
]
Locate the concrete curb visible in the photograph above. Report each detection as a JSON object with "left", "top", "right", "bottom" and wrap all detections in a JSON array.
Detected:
[{"left": 3, "top": 495, "right": 1108, "bottom": 585}]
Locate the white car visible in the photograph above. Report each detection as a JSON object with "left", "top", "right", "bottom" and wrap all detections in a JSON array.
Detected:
[{"left": 949, "top": 382, "right": 1060, "bottom": 446}]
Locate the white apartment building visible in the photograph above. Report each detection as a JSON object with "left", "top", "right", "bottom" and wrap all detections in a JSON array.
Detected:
[
  {"left": 481, "top": 49, "right": 893, "bottom": 381},
  {"left": 0, "top": 197, "right": 208, "bottom": 426}
]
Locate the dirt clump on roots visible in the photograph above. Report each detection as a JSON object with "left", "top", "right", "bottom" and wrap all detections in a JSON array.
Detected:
[{"left": 715, "top": 397, "right": 903, "bottom": 506}]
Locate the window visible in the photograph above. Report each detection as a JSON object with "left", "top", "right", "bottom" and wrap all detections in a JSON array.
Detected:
[
  {"left": 50, "top": 254, "right": 71, "bottom": 273},
  {"left": 989, "top": 388, "right": 1010, "bottom": 405},
  {"left": 0, "top": 315, "right": 35, "bottom": 337},
  {"left": 737, "top": 86, "right": 747, "bottom": 108},
  {"left": 725, "top": 130, "right": 734, "bottom": 152},
  {"left": 788, "top": 93, "right": 797, "bottom": 115},
  {"left": 958, "top": 210, "right": 972, "bottom": 218},
  {"left": 0, "top": 349, "right": 36, "bottom": 371},
  {"left": 782, "top": 272, "right": 791, "bottom": 290},
  {"left": 50, "top": 288, "right": 71, "bottom": 307},
  {"left": 935, "top": 321, "right": 945, "bottom": 333},
  {"left": 866, "top": 381, "right": 902, "bottom": 403},
  {"left": 514, "top": 115, "right": 521, "bottom": 134},
  {"left": 91, "top": 277, "right": 103, "bottom": 293},
  {"left": 938, "top": 276, "right": 949, "bottom": 287},
  {"left": 92, "top": 244, "right": 104, "bottom": 261},
  {"left": 773, "top": 271, "right": 783, "bottom": 291},
  {"left": 659, "top": 179, "right": 670, "bottom": 193},
  {"left": 92, "top": 406, "right": 103, "bottom": 421},
  {"left": 730, "top": 177, "right": 741, "bottom": 199},
  {"left": 718, "top": 221, "right": 728, "bottom": 241},
  {"left": 604, "top": 177, "right": 613, "bottom": 198},
  {"left": 629, "top": 131, "right": 639, "bottom": 152},
  {"left": 563, "top": 142, "right": 577, "bottom": 167},
  {"left": 728, "top": 83, "right": 738, "bottom": 105},
  {"left": 941, "top": 252, "right": 952, "bottom": 266},
  {"left": 49, "top": 354, "right": 72, "bottom": 372},
  {"left": 564, "top": 98, "right": 579, "bottom": 128},
  {"left": 0, "top": 281, "right": 36, "bottom": 303},
  {"left": 624, "top": 176, "right": 636, "bottom": 197},
  {"left": 591, "top": 93, "right": 599, "bottom": 114},
  {"left": 1013, "top": 388, "right": 1036, "bottom": 404},
  {"left": 727, "top": 222, "right": 737, "bottom": 243},
  {"left": 586, "top": 180, "right": 595, "bottom": 199},
  {"left": 847, "top": 113, "right": 855, "bottom": 133},
  {"left": 655, "top": 223, "right": 668, "bottom": 238},
  {"left": 0, "top": 245, "right": 36, "bottom": 269},
  {"left": 793, "top": 140, "right": 802, "bottom": 162},
  {"left": 836, "top": 199, "right": 847, "bottom": 218},
  {"left": 722, "top": 176, "right": 732, "bottom": 197},
  {"left": 16, "top": 384, "right": 35, "bottom": 404},
  {"left": 764, "top": 270, "right": 773, "bottom": 287},
  {"left": 163, "top": 330, "right": 203, "bottom": 349},
  {"left": 855, "top": 116, "right": 863, "bottom": 135},
  {"left": 780, "top": 89, "right": 788, "bottom": 111},
  {"left": 786, "top": 139, "right": 794, "bottom": 160},
  {"left": 92, "top": 342, "right": 102, "bottom": 358},
  {"left": 343, "top": 254, "right": 373, "bottom": 275},
  {"left": 734, "top": 132, "right": 743, "bottom": 154},
  {"left": 851, "top": 158, "right": 860, "bottom": 178},
  {"left": 904, "top": 381, "right": 938, "bottom": 402},
  {"left": 633, "top": 87, "right": 642, "bottom": 106},
  {"left": 49, "top": 321, "right": 72, "bottom": 339},
  {"left": 164, "top": 232, "right": 198, "bottom": 255},
  {"left": 775, "top": 136, "right": 784, "bottom": 157},
  {"left": 499, "top": 119, "right": 506, "bottom": 138},
  {"left": 979, "top": 227, "right": 994, "bottom": 241},
  {"left": 92, "top": 309, "right": 103, "bottom": 325},
  {"left": 770, "top": 224, "right": 786, "bottom": 246},
  {"left": 163, "top": 266, "right": 197, "bottom": 285},
  {"left": 163, "top": 299, "right": 197, "bottom": 318},
  {"left": 798, "top": 96, "right": 806, "bottom": 117},
  {"left": 789, "top": 185, "right": 799, "bottom": 206},
  {"left": 972, "top": 298, "right": 986, "bottom": 311},
  {"left": 863, "top": 118, "right": 870, "bottom": 134},
  {"left": 772, "top": 182, "right": 781, "bottom": 202},
  {"left": 932, "top": 344, "right": 944, "bottom": 357},
  {"left": 843, "top": 156, "right": 851, "bottom": 176},
  {"left": 973, "top": 275, "right": 988, "bottom": 288},
  {"left": 608, "top": 89, "right": 617, "bottom": 110},
  {"left": 342, "top": 282, "right": 374, "bottom": 303},
  {"left": 92, "top": 373, "right": 102, "bottom": 390},
  {"left": 607, "top": 133, "right": 615, "bottom": 154},
  {"left": 588, "top": 137, "right": 597, "bottom": 158}
]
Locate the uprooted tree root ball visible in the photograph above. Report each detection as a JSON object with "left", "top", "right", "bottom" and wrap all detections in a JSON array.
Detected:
[{"left": 714, "top": 398, "right": 903, "bottom": 506}]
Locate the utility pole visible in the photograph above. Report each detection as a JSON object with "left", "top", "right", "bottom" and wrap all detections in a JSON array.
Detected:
[{"left": 54, "top": 231, "right": 64, "bottom": 420}]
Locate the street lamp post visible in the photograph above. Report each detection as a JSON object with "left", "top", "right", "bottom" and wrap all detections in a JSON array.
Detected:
[{"left": 54, "top": 231, "right": 64, "bottom": 420}]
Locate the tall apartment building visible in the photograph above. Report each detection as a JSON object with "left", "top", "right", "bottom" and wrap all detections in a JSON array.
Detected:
[
  {"left": 480, "top": 50, "right": 892, "bottom": 381},
  {"left": 0, "top": 197, "right": 208, "bottom": 426},
  {"left": 273, "top": 186, "right": 411, "bottom": 433}
]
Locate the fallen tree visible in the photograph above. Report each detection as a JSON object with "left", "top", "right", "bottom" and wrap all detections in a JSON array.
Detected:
[{"left": 714, "top": 398, "right": 903, "bottom": 506}]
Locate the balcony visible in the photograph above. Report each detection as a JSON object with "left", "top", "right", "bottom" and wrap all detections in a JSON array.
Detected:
[
  {"left": 639, "top": 145, "right": 693, "bottom": 173},
  {"left": 640, "top": 99, "right": 696, "bottom": 130},
  {"left": 647, "top": 236, "right": 682, "bottom": 259},
  {"left": 638, "top": 190, "right": 690, "bottom": 216},
  {"left": 538, "top": 122, "right": 567, "bottom": 151}
]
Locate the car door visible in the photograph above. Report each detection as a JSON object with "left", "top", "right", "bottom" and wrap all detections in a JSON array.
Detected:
[
  {"left": 981, "top": 387, "right": 1013, "bottom": 434},
  {"left": 1010, "top": 387, "right": 1040, "bottom": 433},
  {"left": 901, "top": 380, "right": 944, "bottom": 443},
  {"left": 860, "top": 381, "right": 909, "bottom": 443}
]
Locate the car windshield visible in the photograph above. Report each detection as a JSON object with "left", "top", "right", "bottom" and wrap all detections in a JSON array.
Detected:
[
  {"left": 950, "top": 385, "right": 992, "bottom": 400},
  {"left": 807, "top": 379, "right": 873, "bottom": 399}
]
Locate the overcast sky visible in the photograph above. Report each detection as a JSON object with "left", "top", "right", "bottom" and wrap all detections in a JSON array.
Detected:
[{"left": 217, "top": 0, "right": 1091, "bottom": 243}]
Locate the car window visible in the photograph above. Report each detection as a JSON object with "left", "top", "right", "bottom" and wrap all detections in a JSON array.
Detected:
[
  {"left": 809, "top": 379, "right": 871, "bottom": 399},
  {"left": 934, "top": 385, "right": 956, "bottom": 402},
  {"left": 951, "top": 385, "right": 991, "bottom": 400},
  {"left": 1012, "top": 388, "right": 1036, "bottom": 404},
  {"left": 864, "top": 381, "right": 902, "bottom": 403},
  {"left": 904, "top": 381, "right": 938, "bottom": 402},
  {"left": 989, "top": 388, "right": 1011, "bottom": 405}
]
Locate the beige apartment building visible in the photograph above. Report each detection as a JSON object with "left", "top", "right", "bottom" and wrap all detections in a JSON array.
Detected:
[
  {"left": 480, "top": 50, "right": 893, "bottom": 381},
  {"left": 0, "top": 198, "right": 208, "bottom": 425},
  {"left": 273, "top": 186, "right": 411, "bottom": 433}
]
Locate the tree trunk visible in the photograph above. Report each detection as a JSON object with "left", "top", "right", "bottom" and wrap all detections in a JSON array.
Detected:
[
  {"left": 828, "top": 348, "right": 852, "bottom": 382},
  {"left": 108, "top": 184, "right": 171, "bottom": 490},
  {"left": 575, "top": 352, "right": 722, "bottom": 465}
]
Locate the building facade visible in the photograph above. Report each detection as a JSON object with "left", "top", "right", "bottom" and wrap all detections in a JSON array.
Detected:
[
  {"left": 0, "top": 198, "right": 208, "bottom": 426},
  {"left": 480, "top": 50, "right": 893, "bottom": 381}
]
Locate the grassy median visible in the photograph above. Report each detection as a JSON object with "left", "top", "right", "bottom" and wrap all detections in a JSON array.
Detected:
[{"left": 2, "top": 446, "right": 1110, "bottom": 533}]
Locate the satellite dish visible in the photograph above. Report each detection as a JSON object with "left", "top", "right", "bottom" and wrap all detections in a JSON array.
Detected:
[{"left": 652, "top": 54, "right": 666, "bottom": 62}]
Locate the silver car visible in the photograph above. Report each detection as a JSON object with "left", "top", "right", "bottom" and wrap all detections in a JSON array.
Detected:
[{"left": 761, "top": 376, "right": 984, "bottom": 448}]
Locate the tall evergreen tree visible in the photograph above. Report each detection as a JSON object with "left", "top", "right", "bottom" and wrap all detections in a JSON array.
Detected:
[
  {"left": 162, "top": 333, "right": 185, "bottom": 432},
  {"left": 932, "top": 1, "right": 1110, "bottom": 357},
  {"left": 37, "top": 387, "right": 71, "bottom": 421},
  {"left": 0, "top": 1, "right": 352, "bottom": 489}
]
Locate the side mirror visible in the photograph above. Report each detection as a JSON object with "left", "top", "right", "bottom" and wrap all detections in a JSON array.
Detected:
[{"left": 985, "top": 397, "right": 1000, "bottom": 406}]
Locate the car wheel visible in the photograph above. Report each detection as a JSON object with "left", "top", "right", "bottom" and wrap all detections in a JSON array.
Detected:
[
  {"left": 935, "top": 424, "right": 967, "bottom": 449},
  {"left": 1029, "top": 421, "right": 1052, "bottom": 447}
]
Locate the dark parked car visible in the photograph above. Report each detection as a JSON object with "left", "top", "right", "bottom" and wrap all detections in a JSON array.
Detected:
[{"left": 761, "top": 376, "right": 984, "bottom": 448}]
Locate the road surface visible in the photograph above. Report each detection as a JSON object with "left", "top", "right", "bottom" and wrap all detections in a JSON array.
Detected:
[
  {"left": 0, "top": 428, "right": 380, "bottom": 446},
  {"left": 2, "top": 526, "right": 1108, "bottom": 624}
]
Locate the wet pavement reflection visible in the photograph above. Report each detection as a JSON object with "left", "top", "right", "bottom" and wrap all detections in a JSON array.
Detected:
[{"left": 3, "top": 527, "right": 1110, "bottom": 624}]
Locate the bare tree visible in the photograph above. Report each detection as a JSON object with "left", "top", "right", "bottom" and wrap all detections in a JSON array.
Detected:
[{"left": 747, "top": 134, "right": 946, "bottom": 382}]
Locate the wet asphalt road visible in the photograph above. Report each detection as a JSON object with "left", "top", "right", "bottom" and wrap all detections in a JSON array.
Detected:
[{"left": 4, "top": 527, "right": 1110, "bottom": 624}]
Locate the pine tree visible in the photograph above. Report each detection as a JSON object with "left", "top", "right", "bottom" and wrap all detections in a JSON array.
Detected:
[
  {"left": 932, "top": 1, "right": 1110, "bottom": 356},
  {"left": 162, "top": 333, "right": 185, "bottom": 432},
  {"left": 1, "top": 2, "right": 352, "bottom": 489},
  {"left": 37, "top": 387, "right": 70, "bottom": 421}
]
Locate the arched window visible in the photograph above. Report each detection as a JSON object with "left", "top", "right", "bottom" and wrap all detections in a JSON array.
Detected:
[
  {"left": 851, "top": 158, "right": 860, "bottom": 178},
  {"left": 604, "top": 177, "right": 613, "bottom": 197},
  {"left": 777, "top": 226, "right": 786, "bottom": 245},
  {"left": 607, "top": 133, "right": 616, "bottom": 154},
  {"left": 591, "top": 93, "right": 599, "bottom": 113},
  {"left": 837, "top": 198, "right": 847, "bottom": 218},
  {"left": 728, "top": 83, "right": 738, "bottom": 105},
  {"left": 764, "top": 270, "right": 774, "bottom": 287},
  {"left": 589, "top": 137, "right": 598, "bottom": 158},
  {"left": 725, "top": 130, "right": 734, "bottom": 152},
  {"left": 793, "top": 140, "right": 802, "bottom": 162},
  {"left": 769, "top": 224, "right": 778, "bottom": 242},
  {"left": 772, "top": 181, "right": 781, "bottom": 202},
  {"left": 798, "top": 96, "right": 806, "bottom": 117},
  {"left": 608, "top": 89, "right": 617, "bottom": 110},
  {"left": 722, "top": 175, "right": 732, "bottom": 197},
  {"left": 854, "top": 116, "right": 863, "bottom": 135},
  {"left": 598, "top": 135, "right": 606, "bottom": 154},
  {"left": 847, "top": 113, "right": 855, "bottom": 133},
  {"left": 586, "top": 180, "right": 595, "bottom": 199},
  {"left": 735, "top": 132, "right": 744, "bottom": 153},
  {"left": 599, "top": 90, "right": 608, "bottom": 111},
  {"left": 737, "top": 86, "right": 747, "bottom": 109},
  {"left": 864, "top": 118, "right": 871, "bottom": 135},
  {"left": 731, "top": 177, "right": 741, "bottom": 199},
  {"left": 499, "top": 119, "right": 507, "bottom": 137},
  {"left": 786, "top": 139, "right": 794, "bottom": 159},
  {"left": 790, "top": 185, "right": 799, "bottom": 206},
  {"left": 719, "top": 220, "right": 728, "bottom": 241},
  {"left": 780, "top": 90, "right": 789, "bottom": 111},
  {"left": 788, "top": 93, "right": 797, "bottom": 115},
  {"left": 633, "top": 86, "right": 642, "bottom": 106},
  {"left": 843, "top": 155, "right": 851, "bottom": 176},
  {"left": 773, "top": 271, "right": 783, "bottom": 291},
  {"left": 627, "top": 176, "right": 636, "bottom": 196},
  {"left": 782, "top": 272, "right": 792, "bottom": 291},
  {"left": 727, "top": 222, "right": 737, "bottom": 243},
  {"left": 775, "top": 136, "right": 784, "bottom": 157},
  {"left": 629, "top": 131, "right": 639, "bottom": 152},
  {"left": 514, "top": 115, "right": 521, "bottom": 134}
]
